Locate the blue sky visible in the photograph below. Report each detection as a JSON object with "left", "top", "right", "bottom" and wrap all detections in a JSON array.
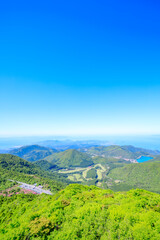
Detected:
[{"left": 0, "top": 0, "right": 160, "bottom": 136}]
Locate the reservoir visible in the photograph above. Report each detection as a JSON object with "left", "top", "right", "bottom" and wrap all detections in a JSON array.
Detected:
[{"left": 137, "top": 156, "right": 153, "bottom": 163}]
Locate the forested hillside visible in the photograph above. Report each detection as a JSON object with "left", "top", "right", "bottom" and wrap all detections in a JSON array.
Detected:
[
  {"left": 0, "top": 154, "right": 69, "bottom": 193},
  {"left": 108, "top": 161, "right": 160, "bottom": 193},
  {"left": 34, "top": 160, "right": 57, "bottom": 171},
  {"left": 0, "top": 184, "right": 160, "bottom": 239},
  {"left": 44, "top": 149, "right": 94, "bottom": 168},
  {"left": 83, "top": 145, "right": 159, "bottom": 159},
  {"left": 9, "top": 145, "right": 56, "bottom": 162}
]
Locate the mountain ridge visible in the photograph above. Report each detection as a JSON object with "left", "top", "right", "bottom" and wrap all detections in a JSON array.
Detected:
[{"left": 9, "top": 145, "right": 57, "bottom": 162}]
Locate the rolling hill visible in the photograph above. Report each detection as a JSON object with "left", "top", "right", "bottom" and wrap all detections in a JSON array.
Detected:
[
  {"left": 0, "top": 154, "right": 68, "bottom": 192},
  {"left": 108, "top": 161, "right": 160, "bottom": 193},
  {"left": 44, "top": 149, "right": 94, "bottom": 168},
  {"left": 9, "top": 145, "right": 57, "bottom": 162},
  {"left": 122, "top": 145, "right": 160, "bottom": 155},
  {"left": 83, "top": 145, "right": 159, "bottom": 160}
]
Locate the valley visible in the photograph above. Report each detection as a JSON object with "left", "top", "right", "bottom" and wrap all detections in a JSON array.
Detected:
[
  {"left": 59, "top": 163, "right": 107, "bottom": 184},
  {"left": 1, "top": 143, "right": 160, "bottom": 194},
  {"left": 0, "top": 143, "right": 160, "bottom": 239}
]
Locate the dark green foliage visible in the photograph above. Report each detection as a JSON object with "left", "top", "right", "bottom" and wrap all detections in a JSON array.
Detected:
[
  {"left": 0, "top": 154, "right": 40, "bottom": 173},
  {"left": 109, "top": 161, "right": 160, "bottom": 193},
  {"left": 0, "top": 154, "right": 69, "bottom": 192},
  {"left": 86, "top": 168, "right": 97, "bottom": 179},
  {"left": 34, "top": 160, "right": 57, "bottom": 171},
  {"left": 9, "top": 145, "right": 56, "bottom": 162},
  {"left": 0, "top": 184, "right": 160, "bottom": 239},
  {"left": 45, "top": 149, "right": 94, "bottom": 168}
]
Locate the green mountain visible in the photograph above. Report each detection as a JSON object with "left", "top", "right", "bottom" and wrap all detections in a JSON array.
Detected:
[
  {"left": 0, "top": 153, "right": 40, "bottom": 174},
  {"left": 0, "top": 154, "right": 68, "bottom": 193},
  {"left": 45, "top": 149, "right": 94, "bottom": 168},
  {"left": 122, "top": 145, "right": 160, "bottom": 155},
  {"left": 0, "top": 184, "right": 160, "bottom": 240},
  {"left": 84, "top": 145, "right": 158, "bottom": 159},
  {"left": 9, "top": 145, "right": 56, "bottom": 162},
  {"left": 34, "top": 159, "right": 57, "bottom": 171},
  {"left": 108, "top": 161, "right": 160, "bottom": 193}
]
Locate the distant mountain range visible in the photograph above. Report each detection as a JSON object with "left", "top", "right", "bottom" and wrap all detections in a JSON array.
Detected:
[
  {"left": 1, "top": 141, "right": 160, "bottom": 194},
  {"left": 82, "top": 145, "right": 160, "bottom": 159},
  {"left": 37, "top": 139, "right": 110, "bottom": 150},
  {"left": 9, "top": 144, "right": 160, "bottom": 166}
]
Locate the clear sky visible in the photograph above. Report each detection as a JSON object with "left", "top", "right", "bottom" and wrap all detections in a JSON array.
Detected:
[{"left": 0, "top": 0, "right": 160, "bottom": 136}]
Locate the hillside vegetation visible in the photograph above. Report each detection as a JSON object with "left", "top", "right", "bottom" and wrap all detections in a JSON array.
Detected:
[
  {"left": 45, "top": 149, "right": 94, "bottom": 168},
  {"left": 108, "top": 161, "right": 160, "bottom": 193},
  {"left": 148, "top": 155, "right": 160, "bottom": 162},
  {"left": 34, "top": 160, "right": 57, "bottom": 171},
  {"left": 0, "top": 184, "right": 160, "bottom": 239},
  {"left": 84, "top": 145, "right": 158, "bottom": 159},
  {"left": 9, "top": 145, "right": 56, "bottom": 162},
  {"left": 0, "top": 154, "right": 68, "bottom": 193}
]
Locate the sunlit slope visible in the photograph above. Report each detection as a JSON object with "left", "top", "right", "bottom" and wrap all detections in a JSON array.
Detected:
[
  {"left": 44, "top": 149, "right": 94, "bottom": 168},
  {"left": 108, "top": 161, "right": 160, "bottom": 193},
  {"left": 0, "top": 154, "right": 68, "bottom": 192},
  {"left": 0, "top": 184, "right": 160, "bottom": 239},
  {"left": 85, "top": 145, "right": 159, "bottom": 159}
]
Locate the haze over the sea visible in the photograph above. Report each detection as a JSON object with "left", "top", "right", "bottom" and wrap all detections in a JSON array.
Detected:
[{"left": 1, "top": 135, "right": 160, "bottom": 151}]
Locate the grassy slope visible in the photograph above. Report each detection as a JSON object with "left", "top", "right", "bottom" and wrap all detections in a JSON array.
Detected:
[
  {"left": 108, "top": 161, "right": 160, "bottom": 193},
  {"left": 0, "top": 184, "right": 160, "bottom": 240}
]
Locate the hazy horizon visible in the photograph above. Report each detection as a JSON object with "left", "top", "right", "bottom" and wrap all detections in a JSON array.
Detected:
[{"left": 1, "top": 134, "right": 160, "bottom": 151}]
